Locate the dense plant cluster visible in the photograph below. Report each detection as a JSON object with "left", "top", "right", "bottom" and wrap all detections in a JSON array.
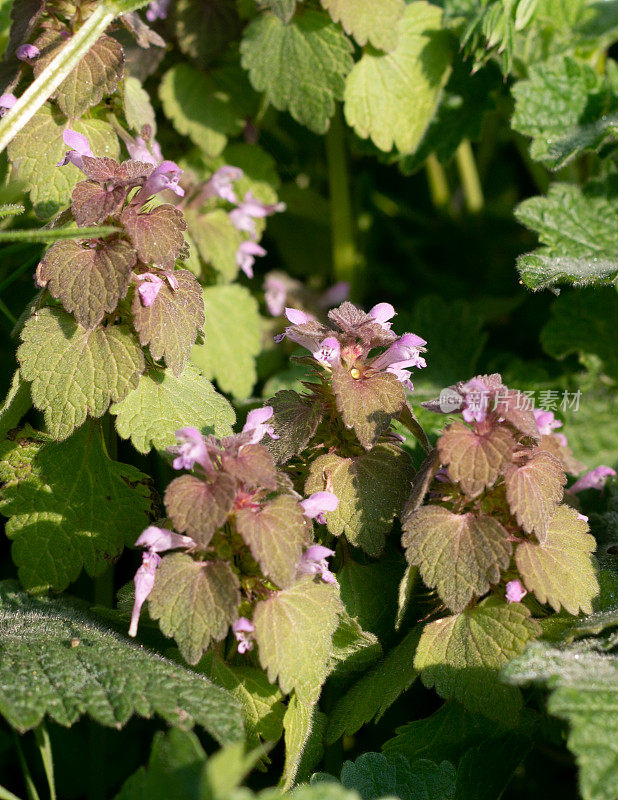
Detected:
[{"left": 0, "top": 1, "right": 616, "bottom": 800}]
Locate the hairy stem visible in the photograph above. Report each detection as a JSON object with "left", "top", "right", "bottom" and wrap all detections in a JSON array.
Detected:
[
  {"left": 455, "top": 139, "right": 484, "bottom": 213},
  {"left": 0, "top": 786, "right": 24, "bottom": 800},
  {"left": 33, "top": 724, "right": 56, "bottom": 800}
]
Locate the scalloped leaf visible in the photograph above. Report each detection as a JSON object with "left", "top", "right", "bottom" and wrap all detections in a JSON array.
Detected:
[
  {"left": 33, "top": 32, "right": 124, "bottom": 119},
  {"left": 0, "top": 582, "right": 243, "bottom": 742},
  {"left": 7, "top": 107, "right": 119, "bottom": 218},
  {"left": 110, "top": 364, "right": 235, "bottom": 454},
  {"left": 320, "top": 0, "right": 404, "bottom": 51},
  {"left": 164, "top": 473, "right": 237, "bottom": 545},
  {"left": 240, "top": 8, "right": 353, "bottom": 134},
  {"left": 18, "top": 308, "right": 144, "bottom": 440},
  {"left": 402, "top": 507, "right": 512, "bottom": 613},
  {"left": 0, "top": 423, "right": 152, "bottom": 592},
  {"left": 515, "top": 505, "right": 599, "bottom": 615},
  {"left": 71, "top": 161, "right": 151, "bottom": 227},
  {"left": 438, "top": 421, "right": 515, "bottom": 498},
  {"left": 505, "top": 450, "right": 565, "bottom": 537},
  {"left": 222, "top": 444, "right": 277, "bottom": 491},
  {"left": 186, "top": 209, "right": 243, "bottom": 282},
  {"left": 265, "top": 389, "right": 324, "bottom": 464},
  {"left": 132, "top": 269, "right": 204, "bottom": 377},
  {"left": 493, "top": 390, "right": 541, "bottom": 441},
  {"left": 253, "top": 575, "right": 341, "bottom": 704},
  {"left": 305, "top": 443, "right": 413, "bottom": 557},
  {"left": 236, "top": 494, "right": 308, "bottom": 589},
  {"left": 122, "top": 204, "right": 187, "bottom": 268},
  {"left": 343, "top": 1, "right": 453, "bottom": 154},
  {"left": 339, "top": 752, "right": 456, "bottom": 800},
  {"left": 148, "top": 553, "right": 241, "bottom": 665},
  {"left": 36, "top": 239, "right": 136, "bottom": 329},
  {"left": 173, "top": 0, "right": 241, "bottom": 67},
  {"left": 414, "top": 598, "right": 540, "bottom": 722},
  {"left": 123, "top": 76, "right": 157, "bottom": 135},
  {"left": 332, "top": 367, "right": 406, "bottom": 450}
]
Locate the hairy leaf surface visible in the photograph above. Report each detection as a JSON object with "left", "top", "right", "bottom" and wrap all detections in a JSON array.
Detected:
[
  {"left": 122, "top": 204, "right": 187, "bottom": 268},
  {"left": 165, "top": 473, "right": 237, "bottom": 545},
  {"left": 505, "top": 450, "right": 565, "bottom": 537},
  {"left": 438, "top": 421, "right": 514, "bottom": 498},
  {"left": 265, "top": 390, "right": 324, "bottom": 464},
  {"left": 320, "top": 0, "right": 404, "bottom": 51}
]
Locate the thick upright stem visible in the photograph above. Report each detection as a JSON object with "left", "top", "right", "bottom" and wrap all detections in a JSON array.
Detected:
[{"left": 455, "top": 139, "right": 484, "bottom": 214}]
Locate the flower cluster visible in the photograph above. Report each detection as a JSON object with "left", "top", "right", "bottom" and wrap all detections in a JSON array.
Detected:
[{"left": 263, "top": 270, "right": 350, "bottom": 318}]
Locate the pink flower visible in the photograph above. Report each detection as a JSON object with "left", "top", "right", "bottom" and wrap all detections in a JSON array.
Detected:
[
  {"left": 236, "top": 240, "right": 266, "bottom": 279},
  {"left": 232, "top": 618, "right": 255, "bottom": 654},
  {"left": 296, "top": 545, "right": 337, "bottom": 583},
  {"left": 229, "top": 192, "right": 286, "bottom": 238},
  {"left": 285, "top": 307, "right": 312, "bottom": 325},
  {"left": 505, "top": 580, "right": 527, "bottom": 604},
  {"left": 313, "top": 337, "right": 341, "bottom": 368},
  {"left": 242, "top": 406, "right": 278, "bottom": 444},
  {"left": 202, "top": 166, "right": 243, "bottom": 204},
  {"left": 460, "top": 378, "right": 491, "bottom": 424},
  {"left": 300, "top": 491, "right": 339, "bottom": 525},
  {"left": 0, "top": 94, "right": 16, "bottom": 116},
  {"left": 369, "top": 302, "right": 396, "bottom": 331},
  {"left": 146, "top": 0, "right": 171, "bottom": 21},
  {"left": 125, "top": 135, "right": 162, "bottom": 167},
  {"left": 369, "top": 333, "right": 427, "bottom": 390},
  {"left": 57, "top": 129, "right": 94, "bottom": 168},
  {"left": 168, "top": 427, "right": 214, "bottom": 472},
  {"left": 16, "top": 44, "right": 39, "bottom": 61},
  {"left": 264, "top": 275, "right": 287, "bottom": 317},
  {"left": 569, "top": 466, "right": 616, "bottom": 494},
  {"left": 577, "top": 513, "right": 589, "bottom": 523},
  {"left": 135, "top": 273, "right": 163, "bottom": 306},
  {"left": 135, "top": 525, "right": 194, "bottom": 552},
  {"left": 131, "top": 160, "right": 184, "bottom": 206},
  {"left": 128, "top": 551, "right": 161, "bottom": 637}
]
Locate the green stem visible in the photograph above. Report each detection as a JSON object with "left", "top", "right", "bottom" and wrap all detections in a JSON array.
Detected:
[
  {"left": 33, "top": 725, "right": 56, "bottom": 800},
  {"left": 513, "top": 134, "right": 549, "bottom": 194},
  {"left": 0, "top": 226, "right": 120, "bottom": 243},
  {"left": 325, "top": 106, "right": 359, "bottom": 296},
  {"left": 0, "top": 785, "right": 24, "bottom": 800},
  {"left": 13, "top": 735, "right": 41, "bottom": 800},
  {"left": 425, "top": 154, "right": 451, "bottom": 212},
  {"left": 455, "top": 139, "right": 484, "bottom": 213},
  {"left": 0, "top": 297, "right": 17, "bottom": 325},
  {"left": 0, "top": 0, "right": 150, "bottom": 155}
]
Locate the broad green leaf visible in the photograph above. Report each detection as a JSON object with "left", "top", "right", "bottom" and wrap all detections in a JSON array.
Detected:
[
  {"left": 253, "top": 575, "right": 341, "bottom": 704},
  {"left": 110, "top": 363, "right": 235, "bottom": 454},
  {"left": 0, "top": 583, "right": 243, "bottom": 741},
  {"left": 36, "top": 238, "right": 136, "bottom": 330},
  {"left": 148, "top": 553, "right": 241, "bottom": 665},
  {"left": 8, "top": 106, "right": 119, "bottom": 218},
  {"left": 437, "top": 421, "right": 515, "bottom": 499},
  {"left": 402, "top": 507, "right": 512, "bottom": 613},
  {"left": 123, "top": 75, "right": 157, "bottom": 135},
  {"left": 283, "top": 693, "right": 323, "bottom": 790},
  {"left": 332, "top": 367, "right": 406, "bottom": 450},
  {"left": 0, "top": 423, "right": 152, "bottom": 592},
  {"left": 515, "top": 505, "right": 599, "bottom": 615},
  {"left": 515, "top": 183, "right": 618, "bottom": 290},
  {"left": 327, "top": 626, "right": 421, "bottom": 743},
  {"left": 33, "top": 32, "right": 124, "bottom": 119},
  {"left": 186, "top": 208, "right": 242, "bottom": 282},
  {"left": 320, "top": 0, "right": 405, "bottom": 51},
  {"left": 160, "top": 63, "right": 243, "bottom": 157},
  {"left": 294, "top": 786, "right": 363, "bottom": 800},
  {"left": 164, "top": 473, "right": 237, "bottom": 545},
  {"left": 557, "top": 387, "right": 618, "bottom": 470},
  {"left": 132, "top": 269, "right": 204, "bottom": 377},
  {"left": 338, "top": 554, "right": 404, "bottom": 638},
  {"left": 173, "top": 0, "right": 241, "bottom": 67},
  {"left": 504, "top": 640, "right": 618, "bottom": 800},
  {"left": 18, "top": 308, "right": 144, "bottom": 440},
  {"left": 504, "top": 449, "right": 565, "bottom": 537},
  {"left": 240, "top": 9, "right": 353, "bottom": 134},
  {"left": 328, "top": 612, "right": 382, "bottom": 681},
  {"left": 343, "top": 2, "right": 453, "bottom": 154},
  {"left": 414, "top": 598, "right": 541, "bottom": 722},
  {"left": 541, "top": 289, "right": 618, "bottom": 381},
  {"left": 122, "top": 204, "right": 187, "bottom": 269},
  {"left": 0, "top": 369, "right": 31, "bottom": 439},
  {"left": 259, "top": 0, "right": 298, "bottom": 24},
  {"left": 305, "top": 444, "right": 414, "bottom": 557},
  {"left": 265, "top": 389, "right": 324, "bottom": 464},
  {"left": 236, "top": 495, "right": 308, "bottom": 589},
  {"left": 191, "top": 284, "right": 262, "bottom": 400},
  {"left": 452, "top": 730, "right": 535, "bottom": 800},
  {"left": 511, "top": 56, "right": 617, "bottom": 170},
  {"left": 340, "top": 752, "right": 456, "bottom": 800}
]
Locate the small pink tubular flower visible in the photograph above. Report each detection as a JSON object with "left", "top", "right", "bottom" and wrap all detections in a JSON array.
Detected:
[
  {"left": 57, "top": 129, "right": 94, "bottom": 168},
  {"left": 264, "top": 275, "right": 287, "bottom": 317},
  {"left": 16, "top": 44, "right": 39, "bottom": 61},
  {"left": 168, "top": 427, "right": 213, "bottom": 472},
  {"left": 460, "top": 377, "right": 491, "bottom": 424},
  {"left": 369, "top": 302, "right": 396, "bottom": 330},
  {"left": 533, "top": 408, "right": 563, "bottom": 437},
  {"left": 236, "top": 240, "right": 266, "bottom": 279},
  {"left": 125, "top": 135, "right": 162, "bottom": 167},
  {"left": 135, "top": 273, "right": 164, "bottom": 306},
  {"left": 296, "top": 545, "right": 337, "bottom": 584},
  {"left": 370, "top": 333, "right": 427, "bottom": 391},
  {"left": 132, "top": 160, "right": 184, "bottom": 205},
  {"left": 242, "top": 406, "right": 279, "bottom": 444},
  {"left": 569, "top": 466, "right": 616, "bottom": 494},
  {"left": 229, "top": 192, "right": 286, "bottom": 238},
  {"left": 0, "top": 93, "right": 16, "bottom": 116},
  {"left": 285, "top": 307, "right": 312, "bottom": 325},
  {"left": 232, "top": 618, "right": 255, "bottom": 654},
  {"left": 203, "top": 165, "right": 243, "bottom": 204},
  {"left": 129, "top": 551, "right": 161, "bottom": 637},
  {"left": 146, "top": 0, "right": 171, "bottom": 21},
  {"left": 505, "top": 580, "right": 527, "bottom": 604},
  {"left": 313, "top": 337, "right": 341, "bottom": 368},
  {"left": 577, "top": 513, "right": 589, "bottom": 523},
  {"left": 135, "top": 525, "right": 194, "bottom": 552},
  {"left": 300, "top": 491, "right": 339, "bottom": 525}
]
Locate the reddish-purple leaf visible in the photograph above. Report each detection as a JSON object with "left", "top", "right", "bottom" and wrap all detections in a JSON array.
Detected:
[
  {"left": 236, "top": 495, "right": 309, "bottom": 588},
  {"left": 36, "top": 239, "right": 136, "bottom": 329},
  {"left": 505, "top": 449, "right": 566, "bottom": 538},
  {"left": 164, "top": 472, "right": 237, "bottom": 545},
  {"left": 538, "top": 433, "right": 586, "bottom": 476},
  {"left": 132, "top": 269, "right": 204, "bottom": 376},
  {"left": 438, "top": 421, "right": 515, "bottom": 498},
  {"left": 122, "top": 203, "right": 187, "bottom": 268},
  {"left": 265, "top": 390, "right": 324, "bottom": 464},
  {"left": 71, "top": 181, "right": 127, "bottom": 226},
  {"left": 221, "top": 443, "right": 277, "bottom": 491},
  {"left": 328, "top": 301, "right": 396, "bottom": 346},
  {"left": 494, "top": 390, "right": 540, "bottom": 441}
]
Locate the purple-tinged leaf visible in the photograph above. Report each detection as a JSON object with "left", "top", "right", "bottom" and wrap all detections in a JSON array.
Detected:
[
  {"left": 164, "top": 473, "right": 236, "bottom": 545},
  {"left": 132, "top": 269, "right": 204, "bottom": 376},
  {"left": 402, "top": 507, "right": 512, "bottom": 613},
  {"left": 494, "top": 390, "right": 541, "bottom": 441},
  {"left": 122, "top": 204, "right": 187, "bottom": 268},
  {"left": 71, "top": 181, "right": 127, "bottom": 227},
  {"left": 538, "top": 433, "right": 586, "bottom": 476},
  {"left": 398, "top": 401, "right": 430, "bottom": 452},
  {"left": 236, "top": 495, "right": 309, "bottom": 588},
  {"left": 332, "top": 366, "right": 406, "bottom": 450},
  {"left": 328, "top": 301, "right": 396, "bottom": 347},
  {"left": 515, "top": 505, "right": 599, "bottom": 615},
  {"left": 505, "top": 450, "right": 566, "bottom": 538},
  {"left": 36, "top": 239, "right": 136, "bottom": 329},
  {"left": 438, "top": 421, "right": 515, "bottom": 498},
  {"left": 222, "top": 443, "right": 277, "bottom": 491},
  {"left": 148, "top": 553, "right": 240, "bottom": 664},
  {"left": 265, "top": 390, "right": 324, "bottom": 464},
  {"left": 401, "top": 448, "right": 441, "bottom": 523}
]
